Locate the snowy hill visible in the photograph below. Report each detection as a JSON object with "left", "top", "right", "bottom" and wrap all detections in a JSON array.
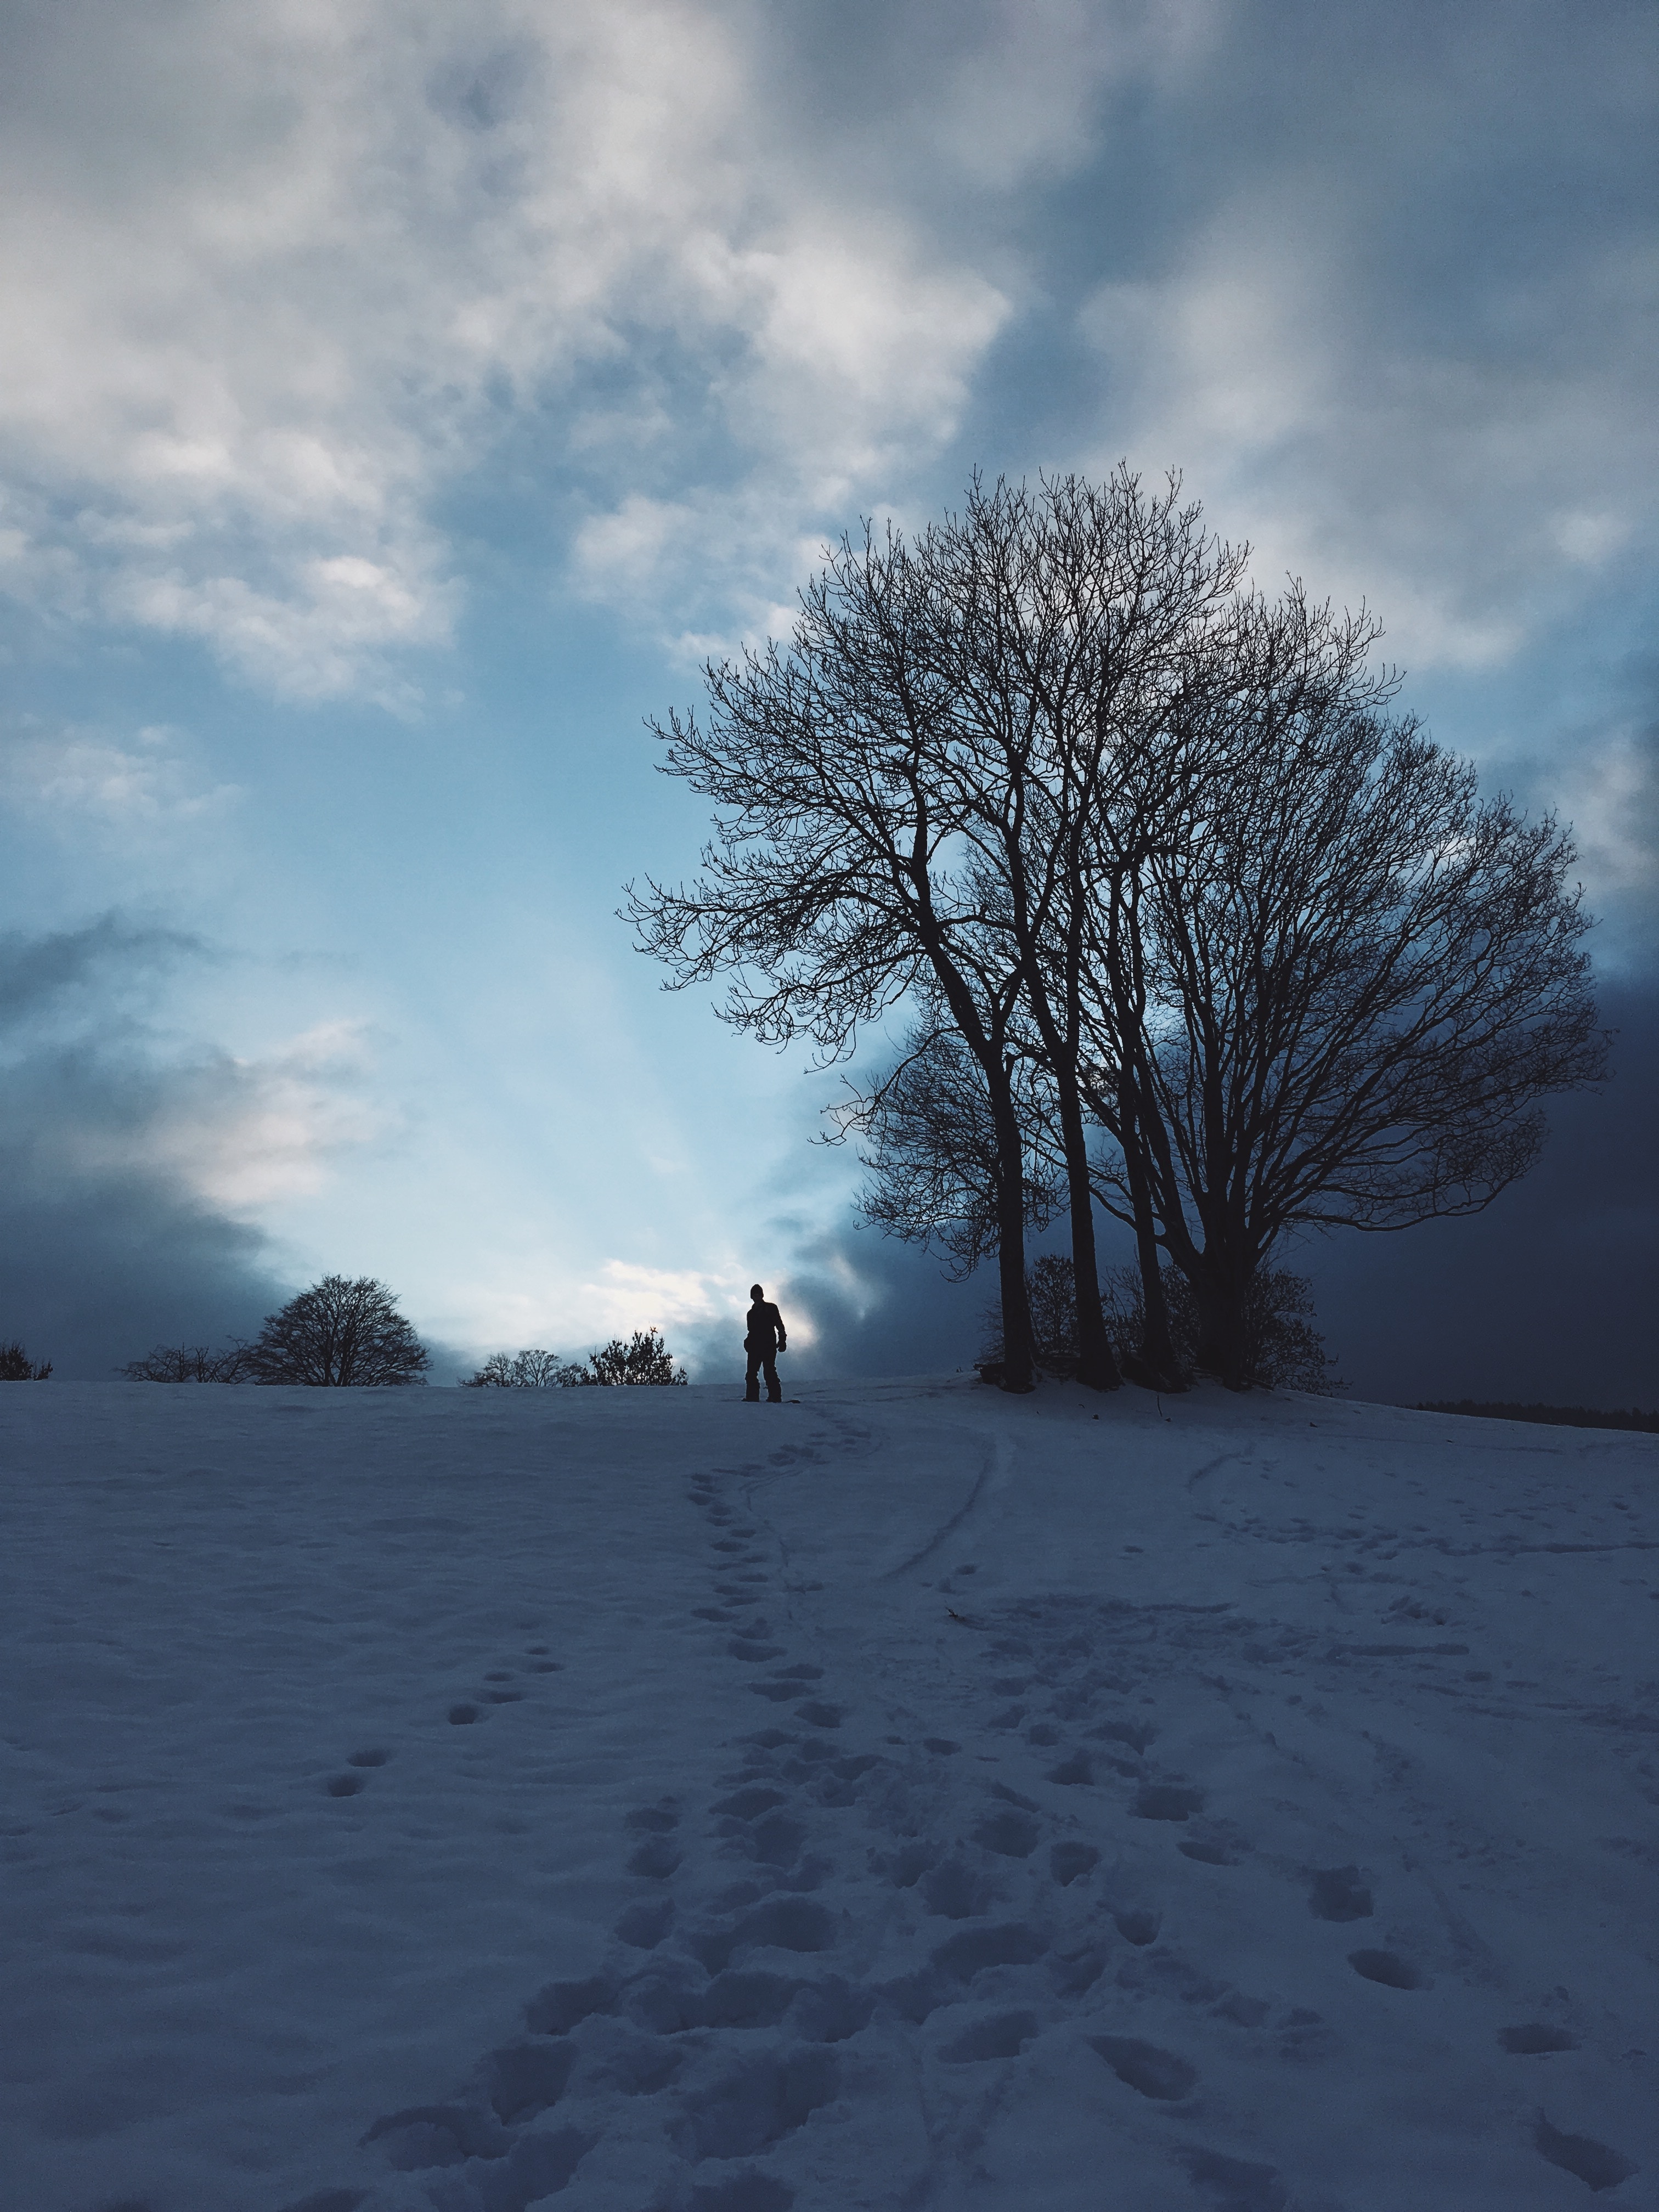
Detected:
[{"left": 2, "top": 1377, "right": 1655, "bottom": 2211}]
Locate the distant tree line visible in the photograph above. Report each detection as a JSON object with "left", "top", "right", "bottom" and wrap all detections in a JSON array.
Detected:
[
  {"left": 464, "top": 1330, "right": 686, "bottom": 1388},
  {"left": 1417, "top": 1401, "right": 1658, "bottom": 1435},
  {"left": 629, "top": 468, "right": 1606, "bottom": 1393}
]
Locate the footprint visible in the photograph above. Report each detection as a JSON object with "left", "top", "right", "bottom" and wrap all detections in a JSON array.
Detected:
[
  {"left": 687, "top": 2168, "right": 794, "bottom": 2211},
  {"left": 794, "top": 1701, "right": 843, "bottom": 1730},
  {"left": 788, "top": 1976, "right": 876, "bottom": 2044},
  {"left": 1500, "top": 2023, "right": 1578, "bottom": 2054},
  {"left": 1534, "top": 2115, "right": 1638, "bottom": 2192},
  {"left": 346, "top": 1748, "right": 390, "bottom": 1768},
  {"left": 1135, "top": 1783, "right": 1204, "bottom": 1822},
  {"left": 1051, "top": 1946, "right": 1107, "bottom": 1997},
  {"left": 486, "top": 2040, "right": 575, "bottom": 2123},
  {"left": 1348, "top": 1949, "right": 1426, "bottom": 1990},
  {"left": 939, "top": 2010, "right": 1039, "bottom": 2063},
  {"left": 923, "top": 1738, "right": 961, "bottom": 1756},
  {"left": 523, "top": 1974, "right": 616, "bottom": 2036},
  {"left": 362, "top": 2102, "right": 510, "bottom": 2168},
  {"left": 448, "top": 1703, "right": 482, "bottom": 1725},
  {"left": 627, "top": 1836, "right": 682, "bottom": 1879},
  {"left": 713, "top": 1786, "right": 789, "bottom": 1821},
  {"left": 1046, "top": 1754, "right": 1092, "bottom": 1786},
  {"left": 676, "top": 2050, "right": 840, "bottom": 2161},
  {"left": 1089, "top": 2035, "right": 1197, "bottom": 2101},
  {"left": 528, "top": 1661, "right": 562, "bottom": 1673},
  {"left": 597, "top": 2035, "right": 683, "bottom": 2095},
  {"left": 616, "top": 1898, "right": 675, "bottom": 1950},
  {"left": 483, "top": 1669, "right": 515, "bottom": 1681},
  {"left": 698, "top": 1970, "right": 807, "bottom": 2029},
  {"left": 625, "top": 1804, "right": 680, "bottom": 1833},
  {"left": 728, "top": 1639, "right": 786, "bottom": 1662},
  {"left": 482, "top": 1687, "right": 526, "bottom": 1703},
  {"left": 325, "top": 1773, "right": 366, "bottom": 1798},
  {"left": 690, "top": 1895, "right": 838, "bottom": 1972},
  {"left": 1180, "top": 1840, "right": 1238, "bottom": 1866},
  {"left": 278, "top": 2192, "right": 368, "bottom": 2212},
  {"left": 1308, "top": 1865, "right": 1373, "bottom": 1921},
  {"left": 932, "top": 1923, "right": 1047, "bottom": 1983},
  {"left": 1049, "top": 1841, "right": 1099, "bottom": 1888},
  {"left": 973, "top": 1808, "right": 1041, "bottom": 1859},
  {"left": 920, "top": 1859, "right": 1000, "bottom": 1920},
  {"left": 1113, "top": 1908, "right": 1161, "bottom": 1946},
  {"left": 1177, "top": 2146, "right": 1290, "bottom": 2211}
]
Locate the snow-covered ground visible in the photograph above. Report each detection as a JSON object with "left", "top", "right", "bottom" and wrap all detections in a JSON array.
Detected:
[{"left": 2, "top": 1376, "right": 1655, "bottom": 2212}]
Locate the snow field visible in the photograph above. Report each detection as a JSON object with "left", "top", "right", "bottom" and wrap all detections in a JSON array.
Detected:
[{"left": 1, "top": 1378, "right": 1655, "bottom": 2210}]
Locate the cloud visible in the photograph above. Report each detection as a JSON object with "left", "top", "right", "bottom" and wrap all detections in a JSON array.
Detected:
[
  {"left": 1302, "top": 978, "right": 1658, "bottom": 1410},
  {"left": 0, "top": 0, "right": 1085, "bottom": 696},
  {"left": 0, "top": 720, "right": 238, "bottom": 826},
  {"left": 0, "top": 918, "right": 394, "bottom": 1375}
]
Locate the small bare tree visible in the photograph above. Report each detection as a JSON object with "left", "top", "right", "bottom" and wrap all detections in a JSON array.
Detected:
[
  {"left": 463, "top": 1348, "right": 586, "bottom": 1387},
  {"left": 834, "top": 1009, "right": 1062, "bottom": 1282},
  {"left": 121, "top": 1342, "right": 251, "bottom": 1383},
  {"left": 246, "top": 1276, "right": 428, "bottom": 1387}
]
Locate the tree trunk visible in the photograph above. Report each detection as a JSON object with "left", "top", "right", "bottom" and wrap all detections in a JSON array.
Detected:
[
  {"left": 990, "top": 1069, "right": 1036, "bottom": 1392},
  {"left": 1193, "top": 1267, "right": 1249, "bottom": 1390},
  {"left": 1124, "top": 1116, "right": 1185, "bottom": 1389},
  {"left": 1056, "top": 1085, "right": 1120, "bottom": 1390}
]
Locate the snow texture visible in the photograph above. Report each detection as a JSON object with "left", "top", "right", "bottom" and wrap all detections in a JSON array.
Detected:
[{"left": 1, "top": 1376, "right": 1655, "bottom": 2209}]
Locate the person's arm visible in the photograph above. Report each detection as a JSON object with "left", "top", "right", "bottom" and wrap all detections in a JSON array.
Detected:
[{"left": 775, "top": 1305, "right": 787, "bottom": 1352}]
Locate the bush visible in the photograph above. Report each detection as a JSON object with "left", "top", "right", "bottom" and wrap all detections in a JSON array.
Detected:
[
  {"left": 0, "top": 1340, "right": 51, "bottom": 1380},
  {"left": 1103, "top": 1263, "right": 1340, "bottom": 1393},
  {"left": 121, "top": 1342, "right": 251, "bottom": 1383},
  {"left": 586, "top": 1330, "right": 687, "bottom": 1386},
  {"left": 245, "top": 1276, "right": 428, "bottom": 1387}
]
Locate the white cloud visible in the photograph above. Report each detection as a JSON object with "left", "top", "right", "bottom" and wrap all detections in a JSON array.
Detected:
[
  {"left": 0, "top": 0, "right": 1117, "bottom": 697},
  {"left": 1075, "top": 188, "right": 1659, "bottom": 674},
  {"left": 0, "top": 721, "right": 238, "bottom": 823}
]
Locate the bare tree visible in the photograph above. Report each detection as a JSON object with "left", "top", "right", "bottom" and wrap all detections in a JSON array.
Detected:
[
  {"left": 625, "top": 525, "right": 1046, "bottom": 1388},
  {"left": 1081, "top": 586, "right": 1608, "bottom": 1384},
  {"left": 463, "top": 1348, "right": 586, "bottom": 1387},
  {"left": 246, "top": 1276, "right": 428, "bottom": 1387},
  {"left": 896, "top": 471, "right": 1246, "bottom": 1388},
  {"left": 121, "top": 1341, "right": 252, "bottom": 1382}
]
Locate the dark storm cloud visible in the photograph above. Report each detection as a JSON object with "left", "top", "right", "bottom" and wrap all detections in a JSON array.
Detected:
[
  {"left": 1301, "top": 977, "right": 1658, "bottom": 1410},
  {"left": 0, "top": 920, "right": 284, "bottom": 1379}
]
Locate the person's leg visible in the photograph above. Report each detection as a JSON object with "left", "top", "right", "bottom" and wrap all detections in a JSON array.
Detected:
[
  {"left": 744, "top": 1347, "right": 762, "bottom": 1401},
  {"left": 764, "top": 1351, "right": 781, "bottom": 1402}
]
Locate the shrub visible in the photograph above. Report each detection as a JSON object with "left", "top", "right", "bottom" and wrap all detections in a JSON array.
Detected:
[{"left": 0, "top": 1340, "right": 52, "bottom": 1380}]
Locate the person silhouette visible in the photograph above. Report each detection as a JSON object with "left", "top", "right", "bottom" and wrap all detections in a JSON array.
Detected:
[{"left": 743, "top": 1284, "right": 787, "bottom": 1402}]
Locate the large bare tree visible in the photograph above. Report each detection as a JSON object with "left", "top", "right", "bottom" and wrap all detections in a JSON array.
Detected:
[
  {"left": 1081, "top": 585, "right": 1609, "bottom": 1384},
  {"left": 626, "top": 526, "right": 1048, "bottom": 1388}
]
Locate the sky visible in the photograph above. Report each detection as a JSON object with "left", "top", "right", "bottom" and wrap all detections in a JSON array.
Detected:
[{"left": 1, "top": 0, "right": 1655, "bottom": 1399}]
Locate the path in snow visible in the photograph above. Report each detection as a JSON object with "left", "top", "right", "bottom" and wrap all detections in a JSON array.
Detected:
[{"left": 2, "top": 1378, "right": 1655, "bottom": 2211}]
